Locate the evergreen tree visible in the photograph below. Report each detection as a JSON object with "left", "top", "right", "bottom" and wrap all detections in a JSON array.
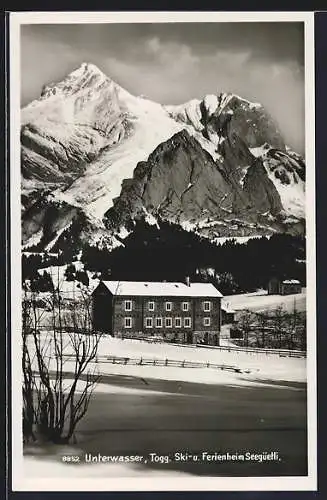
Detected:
[{"left": 64, "top": 264, "right": 76, "bottom": 281}]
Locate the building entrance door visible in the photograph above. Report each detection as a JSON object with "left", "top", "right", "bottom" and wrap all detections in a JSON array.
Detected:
[{"left": 186, "top": 332, "right": 193, "bottom": 344}]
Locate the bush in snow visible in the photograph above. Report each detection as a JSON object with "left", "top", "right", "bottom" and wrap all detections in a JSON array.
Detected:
[{"left": 22, "top": 286, "right": 103, "bottom": 445}]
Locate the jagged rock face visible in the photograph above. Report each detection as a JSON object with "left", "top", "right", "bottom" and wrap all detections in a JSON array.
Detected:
[
  {"left": 165, "top": 93, "right": 305, "bottom": 225},
  {"left": 21, "top": 63, "right": 306, "bottom": 251},
  {"left": 21, "top": 192, "right": 116, "bottom": 252},
  {"left": 207, "top": 93, "right": 285, "bottom": 150},
  {"left": 21, "top": 194, "right": 81, "bottom": 248},
  {"left": 243, "top": 160, "right": 283, "bottom": 216},
  {"left": 104, "top": 129, "right": 301, "bottom": 238},
  {"left": 105, "top": 130, "right": 235, "bottom": 228},
  {"left": 166, "top": 92, "right": 285, "bottom": 154}
]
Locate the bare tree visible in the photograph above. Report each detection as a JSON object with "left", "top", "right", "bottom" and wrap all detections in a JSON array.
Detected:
[
  {"left": 22, "top": 287, "right": 37, "bottom": 443},
  {"left": 287, "top": 302, "right": 306, "bottom": 351},
  {"left": 22, "top": 281, "right": 102, "bottom": 444},
  {"left": 270, "top": 305, "right": 287, "bottom": 349},
  {"left": 255, "top": 311, "right": 270, "bottom": 348},
  {"left": 237, "top": 309, "right": 254, "bottom": 347}
]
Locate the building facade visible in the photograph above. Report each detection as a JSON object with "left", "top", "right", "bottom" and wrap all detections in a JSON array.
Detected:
[{"left": 92, "top": 280, "right": 222, "bottom": 345}]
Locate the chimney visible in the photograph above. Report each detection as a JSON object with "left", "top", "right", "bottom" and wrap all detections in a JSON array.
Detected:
[{"left": 185, "top": 276, "right": 190, "bottom": 287}]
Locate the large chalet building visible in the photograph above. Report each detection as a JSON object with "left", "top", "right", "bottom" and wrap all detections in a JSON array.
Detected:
[{"left": 92, "top": 279, "right": 223, "bottom": 345}]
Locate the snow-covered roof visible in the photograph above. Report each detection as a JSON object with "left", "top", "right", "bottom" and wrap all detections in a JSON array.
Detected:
[
  {"left": 282, "top": 279, "right": 301, "bottom": 285},
  {"left": 99, "top": 281, "right": 222, "bottom": 298}
]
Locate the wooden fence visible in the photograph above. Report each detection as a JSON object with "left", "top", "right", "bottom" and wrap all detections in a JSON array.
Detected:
[
  {"left": 62, "top": 353, "right": 245, "bottom": 373},
  {"left": 187, "top": 343, "right": 306, "bottom": 358}
]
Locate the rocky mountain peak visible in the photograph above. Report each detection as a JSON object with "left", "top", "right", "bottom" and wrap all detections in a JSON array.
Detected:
[
  {"left": 20, "top": 63, "right": 305, "bottom": 251},
  {"left": 39, "top": 62, "right": 112, "bottom": 100}
]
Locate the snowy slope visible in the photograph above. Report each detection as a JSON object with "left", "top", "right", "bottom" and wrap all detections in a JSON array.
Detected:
[
  {"left": 22, "top": 63, "right": 229, "bottom": 221},
  {"left": 55, "top": 93, "right": 184, "bottom": 218},
  {"left": 248, "top": 146, "right": 305, "bottom": 219}
]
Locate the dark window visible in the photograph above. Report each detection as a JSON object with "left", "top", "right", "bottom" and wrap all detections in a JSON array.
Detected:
[
  {"left": 125, "top": 300, "right": 132, "bottom": 311},
  {"left": 203, "top": 301, "right": 211, "bottom": 312},
  {"left": 124, "top": 317, "right": 132, "bottom": 328},
  {"left": 165, "top": 317, "right": 172, "bottom": 328},
  {"left": 184, "top": 317, "right": 192, "bottom": 328},
  {"left": 175, "top": 317, "right": 182, "bottom": 328},
  {"left": 145, "top": 317, "right": 153, "bottom": 328},
  {"left": 155, "top": 317, "right": 163, "bottom": 328}
]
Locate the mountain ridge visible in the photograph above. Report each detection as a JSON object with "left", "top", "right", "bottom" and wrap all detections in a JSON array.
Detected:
[{"left": 20, "top": 62, "right": 305, "bottom": 253}]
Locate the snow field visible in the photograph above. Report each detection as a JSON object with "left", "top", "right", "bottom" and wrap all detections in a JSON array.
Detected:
[
  {"left": 27, "top": 333, "right": 306, "bottom": 388},
  {"left": 24, "top": 453, "right": 192, "bottom": 479},
  {"left": 222, "top": 289, "right": 306, "bottom": 313},
  {"left": 23, "top": 332, "right": 306, "bottom": 482}
]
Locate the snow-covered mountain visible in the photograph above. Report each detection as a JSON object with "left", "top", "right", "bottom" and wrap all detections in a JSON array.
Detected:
[{"left": 21, "top": 62, "right": 305, "bottom": 251}]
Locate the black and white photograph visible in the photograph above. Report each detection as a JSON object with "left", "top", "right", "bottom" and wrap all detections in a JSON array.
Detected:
[{"left": 9, "top": 11, "right": 316, "bottom": 492}]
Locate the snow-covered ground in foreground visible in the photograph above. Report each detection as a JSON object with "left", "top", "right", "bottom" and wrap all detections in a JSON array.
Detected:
[
  {"left": 94, "top": 337, "right": 306, "bottom": 384},
  {"left": 222, "top": 289, "right": 306, "bottom": 314},
  {"left": 24, "top": 452, "right": 192, "bottom": 478},
  {"left": 27, "top": 333, "right": 306, "bottom": 385},
  {"left": 23, "top": 335, "right": 306, "bottom": 481},
  {"left": 86, "top": 361, "right": 305, "bottom": 387}
]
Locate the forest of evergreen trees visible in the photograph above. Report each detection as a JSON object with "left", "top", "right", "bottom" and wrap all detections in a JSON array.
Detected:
[
  {"left": 22, "top": 219, "right": 306, "bottom": 295},
  {"left": 80, "top": 220, "right": 306, "bottom": 294}
]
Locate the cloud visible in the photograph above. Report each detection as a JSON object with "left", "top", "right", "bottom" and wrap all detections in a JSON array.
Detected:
[
  {"left": 103, "top": 36, "right": 304, "bottom": 151},
  {"left": 145, "top": 36, "right": 162, "bottom": 55},
  {"left": 21, "top": 31, "right": 85, "bottom": 102},
  {"left": 103, "top": 38, "right": 252, "bottom": 99}
]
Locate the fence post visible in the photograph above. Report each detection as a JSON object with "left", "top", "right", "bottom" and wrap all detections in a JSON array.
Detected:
[{"left": 165, "top": 358, "right": 168, "bottom": 366}]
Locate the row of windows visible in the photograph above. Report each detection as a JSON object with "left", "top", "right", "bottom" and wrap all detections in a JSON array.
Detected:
[
  {"left": 124, "top": 300, "right": 212, "bottom": 312},
  {"left": 123, "top": 317, "right": 211, "bottom": 328}
]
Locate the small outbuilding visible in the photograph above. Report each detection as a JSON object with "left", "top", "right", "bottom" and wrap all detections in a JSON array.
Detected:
[
  {"left": 268, "top": 277, "right": 302, "bottom": 295},
  {"left": 279, "top": 279, "right": 302, "bottom": 295},
  {"left": 221, "top": 302, "right": 236, "bottom": 324}
]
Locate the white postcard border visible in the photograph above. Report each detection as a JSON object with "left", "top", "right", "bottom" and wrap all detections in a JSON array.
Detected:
[{"left": 9, "top": 10, "right": 317, "bottom": 492}]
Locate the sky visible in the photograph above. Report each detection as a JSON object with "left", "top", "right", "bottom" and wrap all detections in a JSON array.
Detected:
[{"left": 21, "top": 22, "right": 305, "bottom": 153}]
